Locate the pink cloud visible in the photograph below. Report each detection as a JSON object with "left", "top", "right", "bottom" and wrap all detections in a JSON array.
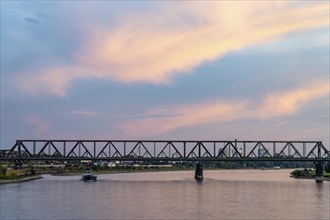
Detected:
[
  {"left": 75, "top": 2, "right": 328, "bottom": 83},
  {"left": 23, "top": 115, "right": 52, "bottom": 134},
  {"left": 14, "top": 66, "right": 75, "bottom": 97},
  {"left": 258, "top": 81, "right": 329, "bottom": 119},
  {"left": 13, "top": 2, "right": 329, "bottom": 96},
  {"left": 119, "top": 80, "right": 329, "bottom": 136}
]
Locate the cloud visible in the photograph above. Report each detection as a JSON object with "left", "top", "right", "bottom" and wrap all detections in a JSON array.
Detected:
[
  {"left": 110, "top": 113, "right": 185, "bottom": 120},
  {"left": 71, "top": 110, "right": 97, "bottom": 116},
  {"left": 14, "top": 66, "right": 74, "bottom": 97},
  {"left": 23, "top": 115, "right": 52, "bottom": 134},
  {"left": 24, "top": 17, "right": 40, "bottom": 24},
  {"left": 71, "top": 110, "right": 184, "bottom": 119},
  {"left": 119, "top": 80, "right": 329, "bottom": 136},
  {"left": 274, "top": 121, "right": 288, "bottom": 127},
  {"left": 12, "top": 1, "right": 329, "bottom": 96},
  {"left": 257, "top": 81, "right": 330, "bottom": 119}
]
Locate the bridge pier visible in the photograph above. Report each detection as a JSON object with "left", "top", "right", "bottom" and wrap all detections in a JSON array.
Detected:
[
  {"left": 315, "top": 161, "right": 323, "bottom": 178},
  {"left": 14, "top": 160, "right": 22, "bottom": 168},
  {"left": 195, "top": 161, "right": 203, "bottom": 181}
]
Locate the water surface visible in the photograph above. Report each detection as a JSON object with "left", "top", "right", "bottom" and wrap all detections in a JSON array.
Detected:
[{"left": 1, "top": 169, "right": 329, "bottom": 220}]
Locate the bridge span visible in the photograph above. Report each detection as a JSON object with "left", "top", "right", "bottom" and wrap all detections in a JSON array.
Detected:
[{"left": 1, "top": 139, "right": 329, "bottom": 179}]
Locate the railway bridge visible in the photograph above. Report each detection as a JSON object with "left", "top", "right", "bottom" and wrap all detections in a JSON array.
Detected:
[{"left": 1, "top": 139, "right": 329, "bottom": 180}]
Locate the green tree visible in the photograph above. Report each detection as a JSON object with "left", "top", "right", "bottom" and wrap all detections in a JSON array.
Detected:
[
  {"left": 0, "top": 164, "right": 7, "bottom": 177},
  {"left": 291, "top": 169, "right": 303, "bottom": 177},
  {"left": 325, "top": 162, "right": 330, "bottom": 173}
]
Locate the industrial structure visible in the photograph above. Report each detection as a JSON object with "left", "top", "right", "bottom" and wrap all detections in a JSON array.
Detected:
[{"left": 1, "top": 139, "right": 329, "bottom": 179}]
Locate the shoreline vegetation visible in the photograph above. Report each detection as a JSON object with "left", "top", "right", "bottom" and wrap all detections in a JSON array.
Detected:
[
  {"left": 290, "top": 168, "right": 330, "bottom": 181},
  {"left": 0, "top": 164, "right": 43, "bottom": 184},
  {"left": 0, "top": 175, "right": 42, "bottom": 184},
  {"left": 1, "top": 162, "right": 330, "bottom": 184}
]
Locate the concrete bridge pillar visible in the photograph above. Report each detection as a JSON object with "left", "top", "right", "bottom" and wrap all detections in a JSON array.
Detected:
[
  {"left": 315, "top": 161, "right": 323, "bottom": 178},
  {"left": 195, "top": 161, "right": 203, "bottom": 181}
]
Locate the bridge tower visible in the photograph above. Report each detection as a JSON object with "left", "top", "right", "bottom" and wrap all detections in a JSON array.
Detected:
[{"left": 195, "top": 161, "right": 203, "bottom": 181}]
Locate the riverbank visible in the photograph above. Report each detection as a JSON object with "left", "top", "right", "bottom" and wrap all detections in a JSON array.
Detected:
[
  {"left": 0, "top": 175, "right": 42, "bottom": 184},
  {"left": 54, "top": 167, "right": 194, "bottom": 176},
  {"left": 290, "top": 169, "right": 330, "bottom": 181}
]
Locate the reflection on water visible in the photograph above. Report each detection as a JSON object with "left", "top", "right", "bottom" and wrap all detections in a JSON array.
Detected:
[{"left": 1, "top": 170, "right": 329, "bottom": 220}]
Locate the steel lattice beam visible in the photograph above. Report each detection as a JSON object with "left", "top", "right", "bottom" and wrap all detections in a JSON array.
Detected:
[{"left": 0, "top": 140, "right": 329, "bottom": 162}]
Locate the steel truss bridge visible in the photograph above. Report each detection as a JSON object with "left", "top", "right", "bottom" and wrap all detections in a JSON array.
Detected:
[{"left": 0, "top": 140, "right": 329, "bottom": 163}]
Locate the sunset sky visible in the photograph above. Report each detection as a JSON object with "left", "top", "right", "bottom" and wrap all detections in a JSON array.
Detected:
[{"left": 1, "top": 1, "right": 329, "bottom": 149}]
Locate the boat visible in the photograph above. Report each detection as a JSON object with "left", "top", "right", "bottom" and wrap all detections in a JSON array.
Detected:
[{"left": 81, "top": 171, "right": 97, "bottom": 181}]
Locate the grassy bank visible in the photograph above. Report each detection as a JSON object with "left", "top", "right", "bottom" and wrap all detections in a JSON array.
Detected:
[
  {"left": 290, "top": 168, "right": 330, "bottom": 181},
  {"left": 0, "top": 175, "right": 42, "bottom": 184},
  {"left": 0, "top": 165, "right": 42, "bottom": 184}
]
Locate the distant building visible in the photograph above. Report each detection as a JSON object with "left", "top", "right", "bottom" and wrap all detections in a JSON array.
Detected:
[
  {"left": 258, "top": 149, "right": 266, "bottom": 157},
  {"left": 218, "top": 147, "right": 231, "bottom": 158}
]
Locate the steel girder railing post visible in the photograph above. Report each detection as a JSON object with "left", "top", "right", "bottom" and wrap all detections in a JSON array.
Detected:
[
  {"left": 93, "top": 142, "right": 96, "bottom": 158},
  {"left": 184, "top": 142, "right": 186, "bottom": 158}
]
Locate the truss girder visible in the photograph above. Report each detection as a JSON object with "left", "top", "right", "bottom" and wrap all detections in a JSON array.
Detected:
[
  {"left": 1, "top": 140, "right": 329, "bottom": 162},
  {"left": 127, "top": 142, "right": 153, "bottom": 158},
  {"left": 157, "top": 142, "right": 183, "bottom": 158}
]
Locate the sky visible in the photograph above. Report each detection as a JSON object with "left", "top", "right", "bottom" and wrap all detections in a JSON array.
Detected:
[{"left": 0, "top": 1, "right": 329, "bottom": 149}]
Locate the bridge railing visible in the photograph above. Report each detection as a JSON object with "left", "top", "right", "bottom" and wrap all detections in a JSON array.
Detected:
[{"left": 0, "top": 140, "right": 329, "bottom": 162}]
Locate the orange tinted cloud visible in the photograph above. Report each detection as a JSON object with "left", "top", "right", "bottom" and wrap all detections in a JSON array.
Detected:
[
  {"left": 258, "top": 81, "right": 329, "bottom": 119},
  {"left": 14, "top": 2, "right": 329, "bottom": 95},
  {"left": 119, "top": 81, "right": 329, "bottom": 136},
  {"left": 75, "top": 2, "right": 328, "bottom": 83},
  {"left": 14, "top": 66, "right": 75, "bottom": 97}
]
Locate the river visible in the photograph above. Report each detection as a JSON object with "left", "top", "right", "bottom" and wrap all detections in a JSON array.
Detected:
[{"left": 0, "top": 169, "right": 329, "bottom": 220}]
